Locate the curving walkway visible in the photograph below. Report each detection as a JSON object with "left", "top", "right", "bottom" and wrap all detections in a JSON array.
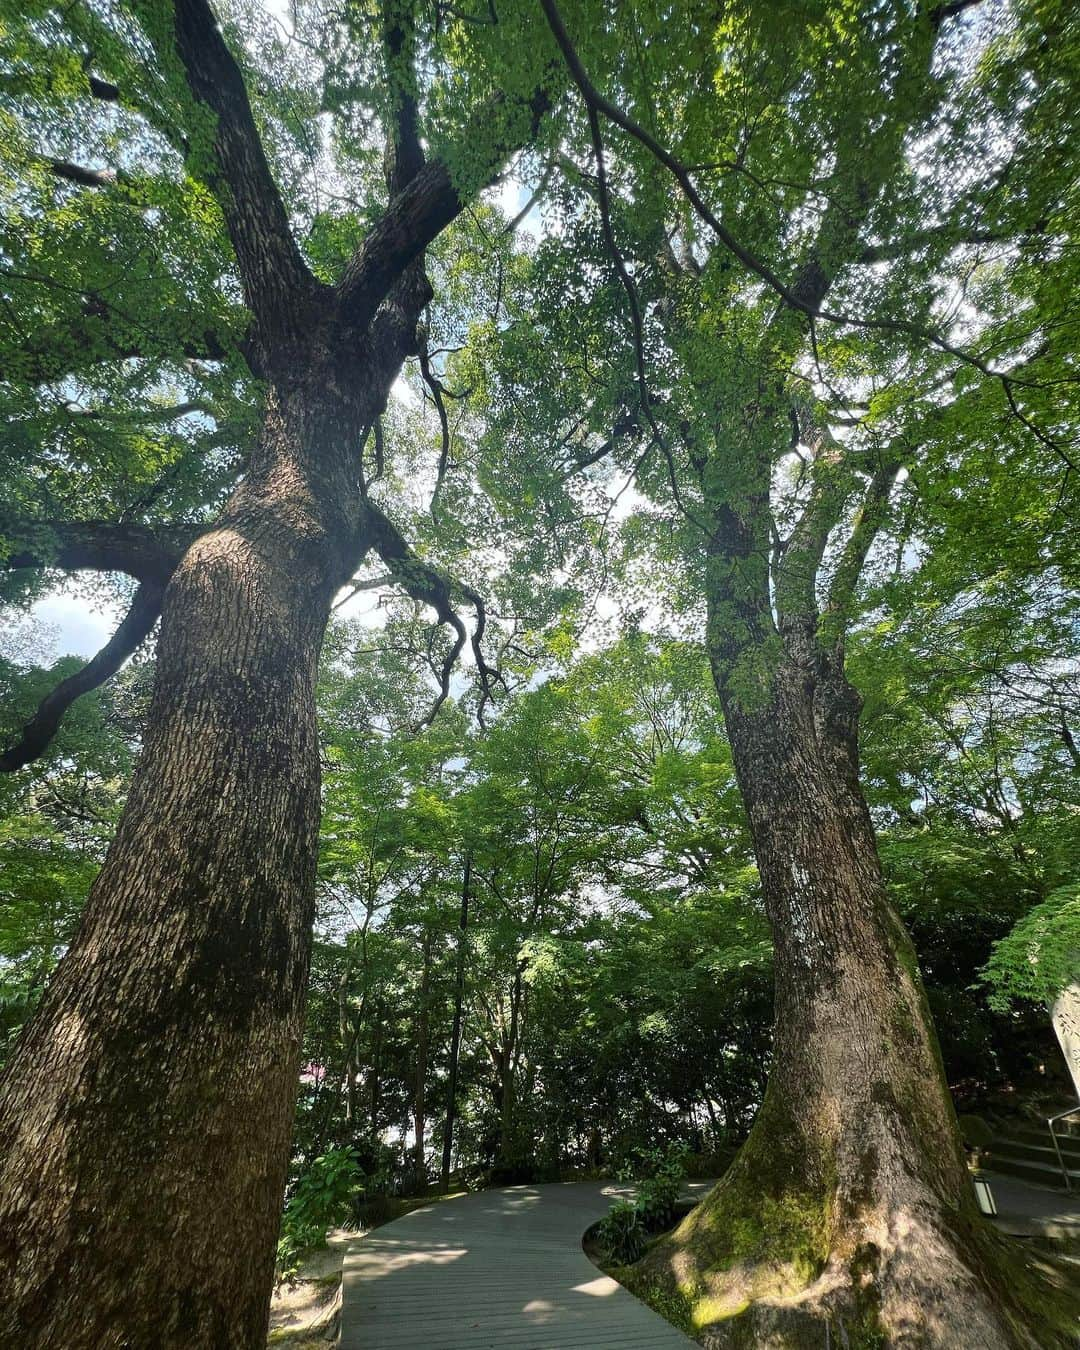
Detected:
[{"left": 340, "top": 1180, "right": 710, "bottom": 1349}]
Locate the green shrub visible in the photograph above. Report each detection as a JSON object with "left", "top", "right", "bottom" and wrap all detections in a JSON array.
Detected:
[
  {"left": 597, "top": 1199, "right": 647, "bottom": 1264},
  {"left": 636, "top": 1172, "right": 681, "bottom": 1231},
  {"left": 276, "top": 1147, "right": 364, "bottom": 1282},
  {"left": 957, "top": 1114, "right": 994, "bottom": 1150},
  {"left": 597, "top": 1144, "right": 690, "bottom": 1265}
]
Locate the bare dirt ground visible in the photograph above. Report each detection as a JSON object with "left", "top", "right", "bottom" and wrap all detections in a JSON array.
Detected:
[
  {"left": 268, "top": 1228, "right": 356, "bottom": 1347},
  {"left": 268, "top": 1194, "right": 467, "bottom": 1347}
]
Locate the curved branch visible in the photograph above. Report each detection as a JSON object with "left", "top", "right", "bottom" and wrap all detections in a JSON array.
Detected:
[
  {"left": 0, "top": 580, "right": 165, "bottom": 772},
  {"left": 419, "top": 342, "right": 453, "bottom": 519},
  {"left": 539, "top": 0, "right": 1050, "bottom": 390},
  {"left": 539, "top": 0, "right": 804, "bottom": 305},
  {"left": 357, "top": 498, "right": 503, "bottom": 724}
]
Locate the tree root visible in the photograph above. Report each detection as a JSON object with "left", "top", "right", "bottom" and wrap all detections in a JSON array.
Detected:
[{"left": 621, "top": 1166, "right": 1080, "bottom": 1349}]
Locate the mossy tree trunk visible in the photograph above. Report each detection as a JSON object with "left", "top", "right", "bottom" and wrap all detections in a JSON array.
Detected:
[
  {"left": 648, "top": 507, "right": 1071, "bottom": 1346},
  {"left": 0, "top": 343, "right": 380, "bottom": 1345},
  {"left": 0, "top": 0, "right": 541, "bottom": 1340},
  {"left": 634, "top": 22, "right": 1068, "bottom": 1318}
]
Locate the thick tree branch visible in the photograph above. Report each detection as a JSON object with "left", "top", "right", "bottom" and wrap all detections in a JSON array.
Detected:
[
  {"left": 1, "top": 581, "right": 165, "bottom": 772},
  {"left": 168, "top": 0, "right": 317, "bottom": 331},
  {"left": 337, "top": 88, "right": 550, "bottom": 331},
  {"left": 336, "top": 160, "right": 462, "bottom": 332},
  {"left": 928, "top": 0, "right": 985, "bottom": 22},
  {"left": 774, "top": 440, "right": 857, "bottom": 635},
  {"left": 3, "top": 520, "right": 196, "bottom": 582},
  {"left": 88, "top": 74, "right": 121, "bottom": 102},
  {"left": 47, "top": 159, "right": 118, "bottom": 189},
  {"left": 820, "top": 459, "right": 904, "bottom": 648},
  {"left": 382, "top": 0, "right": 424, "bottom": 197}
]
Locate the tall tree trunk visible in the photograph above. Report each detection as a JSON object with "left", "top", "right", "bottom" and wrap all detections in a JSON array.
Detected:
[
  {"left": 653, "top": 645, "right": 1070, "bottom": 1346},
  {"left": 498, "top": 1064, "right": 517, "bottom": 1165},
  {"left": 495, "top": 973, "right": 522, "bottom": 1170},
  {"left": 440, "top": 853, "right": 471, "bottom": 1191},
  {"left": 412, "top": 931, "right": 432, "bottom": 1193},
  {"left": 369, "top": 1004, "right": 384, "bottom": 1138},
  {"left": 0, "top": 367, "right": 372, "bottom": 1348}
]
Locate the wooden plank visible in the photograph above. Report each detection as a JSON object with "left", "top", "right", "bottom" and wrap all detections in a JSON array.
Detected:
[{"left": 339, "top": 1181, "right": 706, "bottom": 1349}]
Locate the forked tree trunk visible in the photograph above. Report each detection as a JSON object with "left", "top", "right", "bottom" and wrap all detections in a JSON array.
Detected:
[
  {"left": 0, "top": 368, "right": 370, "bottom": 1347},
  {"left": 653, "top": 650, "right": 1070, "bottom": 1347}
]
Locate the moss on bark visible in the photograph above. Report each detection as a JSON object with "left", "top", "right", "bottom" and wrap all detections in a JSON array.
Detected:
[{"left": 621, "top": 1129, "right": 1080, "bottom": 1349}]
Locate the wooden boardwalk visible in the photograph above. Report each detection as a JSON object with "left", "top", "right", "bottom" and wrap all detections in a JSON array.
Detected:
[{"left": 340, "top": 1180, "right": 708, "bottom": 1349}]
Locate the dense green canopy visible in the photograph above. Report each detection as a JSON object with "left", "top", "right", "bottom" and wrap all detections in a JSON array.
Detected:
[{"left": 1, "top": 0, "right": 1078, "bottom": 1344}]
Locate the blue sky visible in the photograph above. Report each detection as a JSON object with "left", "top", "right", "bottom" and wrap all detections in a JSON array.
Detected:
[{"left": 30, "top": 587, "right": 118, "bottom": 661}]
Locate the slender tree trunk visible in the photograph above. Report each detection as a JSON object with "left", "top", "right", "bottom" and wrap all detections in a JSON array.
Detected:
[
  {"left": 0, "top": 362, "right": 375, "bottom": 1347},
  {"left": 656, "top": 645, "right": 1067, "bottom": 1346},
  {"left": 339, "top": 972, "right": 357, "bottom": 1127},
  {"left": 495, "top": 971, "right": 523, "bottom": 1168},
  {"left": 440, "top": 853, "right": 471, "bottom": 1191},
  {"left": 345, "top": 1034, "right": 359, "bottom": 1129},
  {"left": 498, "top": 1064, "right": 517, "bottom": 1165},
  {"left": 369, "top": 1007, "right": 384, "bottom": 1137},
  {"left": 412, "top": 932, "right": 432, "bottom": 1193}
]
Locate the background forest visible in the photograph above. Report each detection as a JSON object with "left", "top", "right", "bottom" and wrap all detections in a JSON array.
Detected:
[
  {"left": 3, "top": 456, "right": 1077, "bottom": 1205},
  {"left": 1, "top": 0, "right": 1078, "bottom": 1344}
]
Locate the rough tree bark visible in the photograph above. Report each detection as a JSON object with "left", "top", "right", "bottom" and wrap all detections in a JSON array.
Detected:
[
  {"left": 0, "top": 0, "right": 544, "bottom": 1342},
  {"left": 710, "top": 658, "right": 1054, "bottom": 1344},
  {"left": 589, "top": 0, "right": 1074, "bottom": 1325},
  {"left": 640, "top": 521, "right": 1075, "bottom": 1346},
  {"left": 0, "top": 357, "right": 376, "bottom": 1347}
]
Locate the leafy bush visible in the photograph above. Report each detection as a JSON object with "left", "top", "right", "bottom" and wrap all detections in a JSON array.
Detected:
[
  {"left": 636, "top": 1145, "right": 686, "bottom": 1229},
  {"left": 636, "top": 1172, "right": 681, "bottom": 1231},
  {"left": 597, "top": 1143, "right": 689, "bottom": 1266},
  {"left": 983, "top": 884, "right": 1080, "bottom": 1009},
  {"left": 597, "top": 1199, "right": 646, "bottom": 1264},
  {"left": 616, "top": 1141, "right": 689, "bottom": 1184},
  {"left": 276, "top": 1147, "right": 364, "bottom": 1282}
]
